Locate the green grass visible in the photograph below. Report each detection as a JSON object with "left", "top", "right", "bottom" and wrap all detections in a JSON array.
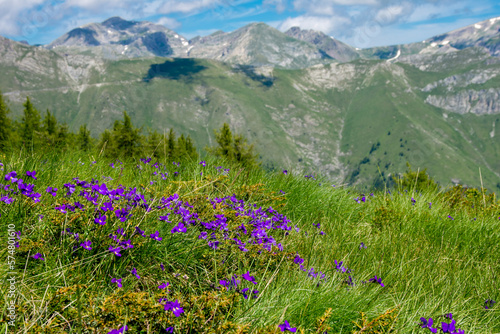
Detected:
[{"left": 0, "top": 151, "right": 499, "bottom": 333}]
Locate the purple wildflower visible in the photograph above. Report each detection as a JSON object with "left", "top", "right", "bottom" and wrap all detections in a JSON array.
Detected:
[
  {"left": 163, "top": 299, "right": 184, "bottom": 317},
  {"left": 1, "top": 195, "right": 14, "bottom": 204},
  {"left": 242, "top": 271, "right": 257, "bottom": 285},
  {"left": 5, "top": 171, "right": 17, "bottom": 182},
  {"left": 159, "top": 214, "right": 171, "bottom": 221},
  {"left": 46, "top": 186, "right": 57, "bottom": 196},
  {"left": 293, "top": 254, "right": 304, "bottom": 265},
  {"left": 26, "top": 170, "right": 37, "bottom": 180},
  {"left": 107, "top": 325, "right": 128, "bottom": 334},
  {"left": 441, "top": 319, "right": 457, "bottom": 333},
  {"left": 80, "top": 240, "right": 92, "bottom": 250},
  {"left": 131, "top": 268, "right": 140, "bottom": 279},
  {"left": 278, "top": 320, "right": 297, "bottom": 332},
  {"left": 208, "top": 240, "right": 219, "bottom": 249},
  {"left": 100, "top": 201, "right": 113, "bottom": 212},
  {"left": 120, "top": 239, "right": 134, "bottom": 249},
  {"left": 135, "top": 226, "right": 146, "bottom": 237},
  {"left": 334, "top": 260, "right": 349, "bottom": 273},
  {"left": 115, "top": 208, "right": 131, "bottom": 223},
  {"left": 116, "top": 227, "right": 126, "bottom": 236},
  {"left": 368, "top": 275, "right": 384, "bottom": 287},
  {"left": 111, "top": 278, "right": 122, "bottom": 288},
  {"left": 95, "top": 213, "right": 107, "bottom": 225},
  {"left": 158, "top": 282, "right": 169, "bottom": 289},
  {"left": 240, "top": 287, "right": 249, "bottom": 299},
  {"left": 171, "top": 222, "right": 187, "bottom": 233},
  {"left": 32, "top": 253, "right": 44, "bottom": 261},
  {"left": 420, "top": 317, "right": 437, "bottom": 333},
  {"left": 150, "top": 231, "right": 163, "bottom": 241},
  {"left": 108, "top": 246, "right": 122, "bottom": 257},
  {"left": 485, "top": 299, "right": 496, "bottom": 309}
]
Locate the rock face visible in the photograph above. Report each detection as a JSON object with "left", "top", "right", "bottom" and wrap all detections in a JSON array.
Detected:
[
  {"left": 425, "top": 16, "right": 500, "bottom": 56},
  {"left": 425, "top": 89, "right": 500, "bottom": 115},
  {"left": 284, "top": 26, "right": 359, "bottom": 62},
  {"left": 186, "top": 23, "right": 332, "bottom": 69},
  {"left": 46, "top": 16, "right": 189, "bottom": 59},
  {"left": 45, "top": 19, "right": 337, "bottom": 68}
]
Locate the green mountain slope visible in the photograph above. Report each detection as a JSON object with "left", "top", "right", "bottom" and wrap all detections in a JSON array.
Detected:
[
  {"left": 1, "top": 47, "right": 500, "bottom": 192},
  {"left": 2, "top": 15, "right": 500, "bottom": 192}
]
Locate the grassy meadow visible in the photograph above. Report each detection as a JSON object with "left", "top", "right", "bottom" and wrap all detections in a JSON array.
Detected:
[{"left": 0, "top": 151, "right": 499, "bottom": 333}]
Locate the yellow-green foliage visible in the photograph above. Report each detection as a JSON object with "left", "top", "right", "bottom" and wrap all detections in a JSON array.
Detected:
[
  {"left": 94, "top": 290, "right": 248, "bottom": 333},
  {"left": 314, "top": 308, "right": 333, "bottom": 333},
  {"left": 441, "top": 184, "right": 498, "bottom": 215},
  {"left": 353, "top": 308, "right": 399, "bottom": 334},
  {"left": 371, "top": 205, "right": 400, "bottom": 232}
]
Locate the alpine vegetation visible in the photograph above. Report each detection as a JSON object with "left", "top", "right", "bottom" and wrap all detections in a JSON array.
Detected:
[{"left": 0, "top": 147, "right": 498, "bottom": 333}]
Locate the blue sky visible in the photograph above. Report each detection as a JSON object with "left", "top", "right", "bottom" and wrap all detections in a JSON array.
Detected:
[{"left": 2, "top": 0, "right": 500, "bottom": 48}]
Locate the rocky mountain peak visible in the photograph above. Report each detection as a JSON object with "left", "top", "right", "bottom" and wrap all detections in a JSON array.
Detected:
[
  {"left": 284, "top": 26, "right": 359, "bottom": 62},
  {"left": 101, "top": 16, "right": 138, "bottom": 30}
]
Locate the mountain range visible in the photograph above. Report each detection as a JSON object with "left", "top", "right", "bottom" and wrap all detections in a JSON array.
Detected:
[{"left": 1, "top": 16, "right": 500, "bottom": 191}]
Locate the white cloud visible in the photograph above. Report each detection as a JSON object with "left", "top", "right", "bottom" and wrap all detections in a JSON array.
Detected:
[
  {"left": 158, "top": 0, "right": 222, "bottom": 14},
  {"left": 331, "top": 0, "right": 377, "bottom": 4},
  {"left": 64, "top": 0, "right": 130, "bottom": 11},
  {"left": 374, "top": 3, "right": 412, "bottom": 25},
  {"left": 278, "top": 14, "right": 351, "bottom": 34},
  {"left": 157, "top": 17, "right": 181, "bottom": 29},
  {"left": 0, "top": 0, "right": 46, "bottom": 35},
  {"left": 263, "top": 0, "right": 287, "bottom": 13},
  {"left": 406, "top": 2, "right": 472, "bottom": 23}
]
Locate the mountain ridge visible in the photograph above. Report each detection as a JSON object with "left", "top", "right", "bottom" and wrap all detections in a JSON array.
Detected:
[{"left": 1, "top": 16, "right": 500, "bottom": 192}]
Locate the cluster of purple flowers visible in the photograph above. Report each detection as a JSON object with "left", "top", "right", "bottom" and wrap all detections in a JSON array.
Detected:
[
  {"left": 3, "top": 171, "right": 41, "bottom": 203},
  {"left": 3, "top": 160, "right": 495, "bottom": 333},
  {"left": 420, "top": 314, "right": 464, "bottom": 333},
  {"left": 219, "top": 271, "right": 260, "bottom": 299}
]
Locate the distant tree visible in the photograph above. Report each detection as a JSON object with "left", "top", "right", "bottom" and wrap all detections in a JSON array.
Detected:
[
  {"left": 0, "top": 91, "right": 11, "bottom": 151},
  {"left": 185, "top": 135, "right": 198, "bottom": 160},
  {"left": 397, "top": 162, "right": 440, "bottom": 193},
  {"left": 78, "top": 124, "right": 92, "bottom": 152},
  {"left": 176, "top": 134, "right": 187, "bottom": 160},
  {"left": 39, "top": 110, "right": 58, "bottom": 147},
  {"left": 207, "top": 123, "right": 259, "bottom": 167},
  {"left": 114, "top": 111, "right": 142, "bottom": 158},
  {"left": 21, "top": 97, "right": 41, "bottom": 146},
  {"left": 167, "top": 128, "right": 176, "bottom": 158},
  {"left": 43, "top": 110, "right": 57, "bottom": 136},
  {"left": 233, "top": 134, "right": 257, "bottom": 166},
  {"left": 213, "top": 123, "right": 233, "bottom": 159},
  {"left": 55, "top": 124, "right": 69, "bottom": 150},
  {"left": 98, "top": 129, "right": 114, "bottom": 157},
  {"left": 146, "top": 129, "right": 164, "bottom": 159}
]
